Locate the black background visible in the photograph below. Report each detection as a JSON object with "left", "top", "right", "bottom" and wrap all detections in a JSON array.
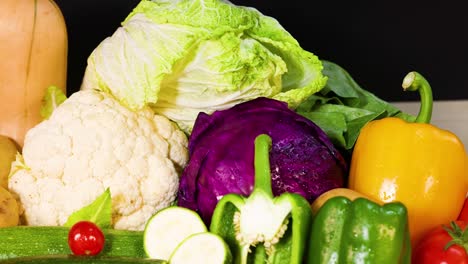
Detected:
[{"left": 54, "top": 0, "right": 468, "bottom": 102}]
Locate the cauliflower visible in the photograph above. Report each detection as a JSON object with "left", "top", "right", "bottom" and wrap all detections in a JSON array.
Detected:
[{"left": 8, "top": 90, "right": 189, "bottom": 231}]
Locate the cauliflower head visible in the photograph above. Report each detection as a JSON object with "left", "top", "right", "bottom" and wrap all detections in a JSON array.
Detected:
[{"left": 8, "top": 90, "right": 189, "bottom": 230}]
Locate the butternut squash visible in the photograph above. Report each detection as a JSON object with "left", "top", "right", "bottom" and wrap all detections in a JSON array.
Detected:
[{"left": 0, "top": 0, "right": 68, "bottom": 147}]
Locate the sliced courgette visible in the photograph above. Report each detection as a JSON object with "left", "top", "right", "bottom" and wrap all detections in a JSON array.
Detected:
[
  {"left": 169, "top": 232, "right": 232, "bottom": 264},
  {"left": 143, "top": 206, "right": 207, "bottom": 260}
]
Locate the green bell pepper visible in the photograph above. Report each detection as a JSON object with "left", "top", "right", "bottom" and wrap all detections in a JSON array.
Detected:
[
  {"left": 209, "top": 134, "right": 312, "bottom": 264},
  {"left": 307, "top": 196, "right": 411, "bottom": 264}
]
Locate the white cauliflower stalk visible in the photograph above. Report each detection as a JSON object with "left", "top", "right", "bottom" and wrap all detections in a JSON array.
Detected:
[{"left": 8, "top": 90, "right": 189, "bottom": 231}]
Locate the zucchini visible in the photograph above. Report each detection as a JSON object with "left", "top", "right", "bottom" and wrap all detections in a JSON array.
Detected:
[
  {"left": 143, "top": 206, "right": 208, "bottom": 260},
  {"left": 169, "top": 232, "right": 232, "bottom": 264},
  {"left": 0, "top": 226, "right": 146, "bottom": 259},
  {"left": 0, "top": 255, "right": 166, "bottom": 263}
]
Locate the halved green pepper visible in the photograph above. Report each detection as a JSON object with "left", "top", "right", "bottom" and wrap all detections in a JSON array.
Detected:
[
  {"left": 209, "top": 134, "right": 312, "bottom": 264},
  {"left": 307, "top": 196, "right": 411, "bottom": 264}
]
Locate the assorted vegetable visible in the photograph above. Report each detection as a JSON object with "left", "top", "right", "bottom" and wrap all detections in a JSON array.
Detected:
[
  {"left": 307, "top": 196, "right": 411, "bottom": 263},
  {"left": 178, "top": 97, "right": 347, "bottom": 224},
  {"left": 0, "top": 0, "right": 466, "bottom": 263},
  {"left": 349, "top": 72, "right": 468, "bottom": 246},
  {"left": 210, "top": 134, "right": 312, "bottom": 264},
  {"left": 0, "top": 0, "right": 68, "bottom": 147}
]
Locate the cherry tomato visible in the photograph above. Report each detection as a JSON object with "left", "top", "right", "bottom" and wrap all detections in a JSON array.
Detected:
[
  {"left": 68, "top": 221, "right": 105, "bottom": 256},
  {"left": 412, "top": 221, "right": 468, "bottom": 264}
]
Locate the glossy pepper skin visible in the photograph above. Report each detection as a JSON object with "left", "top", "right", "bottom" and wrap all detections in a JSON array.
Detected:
[
  {"left": 349, "top": 72, "right": 468, "bottom": 247},
  {"left": 307, "top": 196, "right": 411, "bottom": 264},
  {"left": 210, "top": 134, "right": 312, "bottom": 264}
]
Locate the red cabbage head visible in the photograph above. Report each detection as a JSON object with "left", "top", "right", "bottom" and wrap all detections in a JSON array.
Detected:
[{"left": 177, "top": 97, "right": 347, "bottom": 224}]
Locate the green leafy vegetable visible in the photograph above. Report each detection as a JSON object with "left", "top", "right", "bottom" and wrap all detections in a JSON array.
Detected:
[
  {"left": 64, "top": 188, "right": 112, "bottom": 228},
  {"left": 296, "top": 60, "right": 416, "bottom": 151},
  {"left": 81, "top": 0, "right": 327, "bottom": 133},
  {"left": 40, "top": 86, "right": 67, "bottom": 120}
]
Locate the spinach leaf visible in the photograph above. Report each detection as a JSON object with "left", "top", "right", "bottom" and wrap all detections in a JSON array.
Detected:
[{"left": 297, "top": 60, "right": 415, "bottom": 151}]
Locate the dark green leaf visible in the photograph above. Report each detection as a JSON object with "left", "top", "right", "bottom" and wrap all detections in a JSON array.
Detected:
[
  {"left": 296, "top": 60, "right": 416, "bottom": 151},
  {"left": 298, "top": 111, "right": 347, "bottom": 148}
]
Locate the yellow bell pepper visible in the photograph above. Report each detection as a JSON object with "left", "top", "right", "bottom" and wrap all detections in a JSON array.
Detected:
[{"left": 349, "top": 71, "right": 468, "bottom": 248}]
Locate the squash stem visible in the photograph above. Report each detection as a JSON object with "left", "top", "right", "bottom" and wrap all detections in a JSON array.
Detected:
[{"left": 402, "top": 71, "right": 433, "bottom": 124}]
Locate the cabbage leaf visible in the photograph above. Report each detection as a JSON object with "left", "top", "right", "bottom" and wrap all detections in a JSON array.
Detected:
[{"left": 81, "top": 0, "right": 327, "bottom": 132}]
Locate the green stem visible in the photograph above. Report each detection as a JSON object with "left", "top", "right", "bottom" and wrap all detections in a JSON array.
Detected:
[
  {"left": 401, "top": 71, "right": 433, "bottom": 124},
  {"left": 253, "top": 134, "right": 274, "bottom": 198},
  {"left": 443, "top": 221, "right": 468, "bottom": 254}
]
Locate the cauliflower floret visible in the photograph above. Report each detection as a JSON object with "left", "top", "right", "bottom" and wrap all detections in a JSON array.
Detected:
[{"left": 8, "top": 90, "right": 189, "bottom": 231}]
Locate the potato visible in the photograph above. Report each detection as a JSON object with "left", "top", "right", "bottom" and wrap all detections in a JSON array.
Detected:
[
  {"left": 0, "top": 186, "right": 19, "bottom": 227},
  {"left": 0, "top": 134, "right": 19, "bottom": 189}
]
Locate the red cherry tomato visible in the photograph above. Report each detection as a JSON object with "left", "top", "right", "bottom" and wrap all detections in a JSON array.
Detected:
[
  {"left": 412, "top": 221, "right": 468, "bottom": 264},
  {"left": 68, "top": 221, "right": 105, "bottom": 256}
]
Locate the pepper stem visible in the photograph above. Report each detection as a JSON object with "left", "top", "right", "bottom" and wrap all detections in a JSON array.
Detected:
[
  {"left": 253, "top": 134, "right": 274, "bottom": 198},
  {"left": 401, "top": 71, "right": 433, "bottom": 124},
  {"left": 443, "top": 221, "right": 468, "bottom": 254}
]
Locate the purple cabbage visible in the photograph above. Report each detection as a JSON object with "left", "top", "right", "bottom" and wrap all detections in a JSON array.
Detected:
[{"left": 177, "top": 97, "right": 347, "bottom": 224}]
